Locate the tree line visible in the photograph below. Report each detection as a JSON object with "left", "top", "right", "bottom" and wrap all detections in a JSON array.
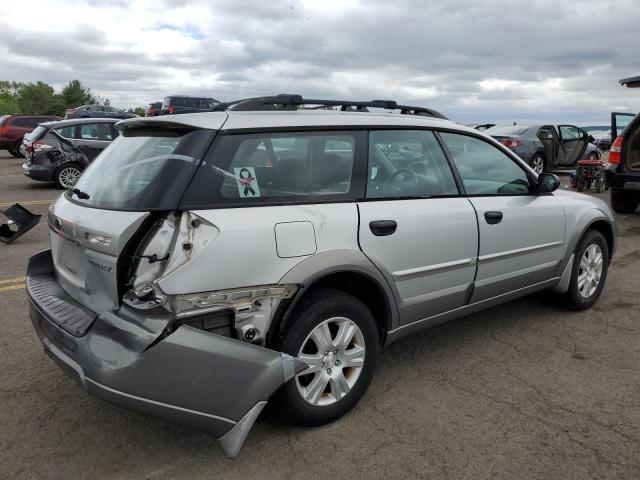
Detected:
[{"left": 0, "top": 80, "right": 145, "bottom": 116}]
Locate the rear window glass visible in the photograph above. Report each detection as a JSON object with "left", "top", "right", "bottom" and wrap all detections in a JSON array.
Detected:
[
  {"left": 70, "top": 129, "right": 214, "bottom": 211},
  {"left": 181, "top": 131, "right": 364, "bottom": 207},
  {"left": 0, "top": 115, "right": 9, "bottom": 127},
  {"left": 484, "top": 125, "right": 530, "bottom": 136},
  {"left": 79, "top": 123, "right": 113, "bottom": 141},
  {"left": 28, "top": 126, "right": 50, "bottom": 141}
]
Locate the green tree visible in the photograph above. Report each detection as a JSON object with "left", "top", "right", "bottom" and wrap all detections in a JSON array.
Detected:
[
  {"left": 60, "top": 79, "right": 96, "bottom": 110},
  {"left": 17, "top": 81, "right": 58, "bottom": 115},
  {"left": 0, "top": 81, "right": 21, "bottom": 115}
]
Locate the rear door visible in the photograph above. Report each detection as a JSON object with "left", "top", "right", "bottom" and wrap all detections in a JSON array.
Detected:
[
  {"left": 439, "top": 132, "right": 565, "bottom": 302},
  {"left": 75, "top": 122, "right": 114, "bottom": 163},
  {"left": 357, "top": 130, "right": 478, "bottom": 324},
  {"left": 557, "top": 125, "right": 588, "bottom": 166}
]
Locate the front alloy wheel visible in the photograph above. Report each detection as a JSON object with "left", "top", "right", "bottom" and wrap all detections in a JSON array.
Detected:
[
  {"left": 296, "top": 317, "right": 366, "bottom": 406},
  {"left": 577, "top": 244, "right": 603, "bottom": 298},
  {"left": 563, "top": 230, "right": 609, "bottom": 310}
]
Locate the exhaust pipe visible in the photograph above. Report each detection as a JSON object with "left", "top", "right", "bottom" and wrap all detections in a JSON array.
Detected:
[{"left": 0, "top": 204, "right": 41, "bottom": 243}]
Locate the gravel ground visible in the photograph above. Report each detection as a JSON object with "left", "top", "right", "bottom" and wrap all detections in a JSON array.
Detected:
[{"left": 1, "top": 150, "right": 639, "bottom": 480}]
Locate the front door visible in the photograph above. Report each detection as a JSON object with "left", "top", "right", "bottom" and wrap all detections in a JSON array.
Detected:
[
  {"left": 438, "top": 132, "right": 565, "bottom": 302},
  {"left": 358, "top": 130, "right": 478, "bottom": 324},
  {"left": 557, "top": 125, "right": 588, "bottom": 166}
]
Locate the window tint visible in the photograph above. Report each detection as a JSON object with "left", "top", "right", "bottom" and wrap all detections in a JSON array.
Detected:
[
  {"left": 367, "top": 130, "right": 458, "bottom": 198},
  {"left": 13, "top": 118, "right": 30, "bottom": 127},
  {"left": 88, "top": 105, "right": 103, "bottom": 112},
  {"left": 55, "top": 125, "right": 76, "bottom": 139},
  {"left": 219, "top": 133, "right": 355, "bottom": 199},
  {"left": 440, "top": 132, "right": 531, "bottom": 195},
  {"left": 78, "top": 123, "right": 114, "bottom": 141}
]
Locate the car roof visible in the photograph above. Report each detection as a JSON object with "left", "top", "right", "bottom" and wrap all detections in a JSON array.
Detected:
[
  {"left": 41, "top": 118, "right": 119, "bottom": 128},
  {"left": 117, "top": 110, "right": 463, "bottom": 133}
]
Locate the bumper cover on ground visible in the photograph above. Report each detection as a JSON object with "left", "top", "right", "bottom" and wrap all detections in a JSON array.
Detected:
[{"left": 27, "top": 250, "right": 303, "bottom": 458}]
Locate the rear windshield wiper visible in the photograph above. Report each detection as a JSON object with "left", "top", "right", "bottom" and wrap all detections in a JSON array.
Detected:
[{"left": 69, "top": 188, "right": 90, "bottom": 200}]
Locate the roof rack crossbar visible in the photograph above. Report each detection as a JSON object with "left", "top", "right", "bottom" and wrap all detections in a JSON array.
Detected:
[{"left": 213, "top": 95, "right": 447, "bottom": 119}]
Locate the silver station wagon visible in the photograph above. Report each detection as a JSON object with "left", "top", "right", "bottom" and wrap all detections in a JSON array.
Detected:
[{"left": 26, "top": 95, "right": 616, "bottom": 458}]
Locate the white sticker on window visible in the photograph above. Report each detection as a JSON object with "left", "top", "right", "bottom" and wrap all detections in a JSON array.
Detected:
[{"left": 234, "top": 167, "right": 261, "bottom": 198}]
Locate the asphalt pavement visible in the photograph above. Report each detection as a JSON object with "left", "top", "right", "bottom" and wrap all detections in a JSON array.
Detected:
[{"left": 1, "top": 150, "right": 639, "bottom": 479}]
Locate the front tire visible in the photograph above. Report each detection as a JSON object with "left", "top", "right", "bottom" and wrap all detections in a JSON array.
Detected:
[
  {"left": 54, "top": 163, "right": 82, "bottom": 189},
  {"left": 277, "top": 288, "right": 379, "bottom": 427},
  {"left": 611, "top": 189, "right": 639, "bottom": 213},
  {"left": 563, "top": 230, "right": 609, "bottom": 310}
]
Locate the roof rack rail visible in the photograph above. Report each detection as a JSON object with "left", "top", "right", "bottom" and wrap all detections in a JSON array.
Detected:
[{"left": 212, "top": 94, "right": 448, "bottom": 119}]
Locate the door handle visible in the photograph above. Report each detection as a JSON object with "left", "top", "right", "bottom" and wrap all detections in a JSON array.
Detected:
[
  {"left": 369, "top": 220, "right": 397, "bottom": 236},
  {"left": 484, "top": 211, "right": 503, "bottom": 225}
]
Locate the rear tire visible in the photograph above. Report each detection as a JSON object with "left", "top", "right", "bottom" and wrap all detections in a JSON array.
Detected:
[
  {"left": 577, "top": 179, "right": 586, "bottom": 192},
  {"left": 11, "top": 139, "right": 24, "bottom": 157},
  {"left": 54, "top": 163, "right": 82, "bottom": 189},
  {"left": 529, "top": 154, "right": 546, "bottom": 175},
  {"left": 611, "top": 189, "right": 639, "bottom": 213},
  {"left": 276, "top": 288, "right": 379, "bottom": 427},
  {"left": 562, "top": 230, "right": 609, "bottom": 310}
]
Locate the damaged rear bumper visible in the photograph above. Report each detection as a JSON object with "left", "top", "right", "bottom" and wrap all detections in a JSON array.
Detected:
[{"left": 26, "top": 250, "right": 303, "bottom": 458}]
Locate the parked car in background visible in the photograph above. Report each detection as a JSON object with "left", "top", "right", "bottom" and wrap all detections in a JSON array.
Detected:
[
  {"left": 467, "top": 123, "right": 495, "bottom": 131},
  {"left": 160, "top": 96, "right": 220, "bottom": 115},
  {"left": 592, "top": 131, "right": 612, "bottom": 150},
  {"left": 22, "top": 118, "right": 118, "bottom": 189},
  {"left": 65, "top": 105, "right": 137, "bottom": 120},
  {"left": 484, "top": 124, "right": 600, "bottom": 174},
  {"left": 0, "top": 114, "right": 61, "bottom": 157},
  {"left": 605, "top": 75, "right": 640, "bottom": 213},
  {"left": 146, "top": 102, "right": 162, "bottom": 116},
  {"left": 26, "top": 94, "right": 616, "bottom": 459}
]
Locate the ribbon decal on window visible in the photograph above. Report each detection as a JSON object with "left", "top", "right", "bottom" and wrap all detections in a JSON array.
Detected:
[{"left": 234, "top": 167, "right": 261, "bottom": 198}]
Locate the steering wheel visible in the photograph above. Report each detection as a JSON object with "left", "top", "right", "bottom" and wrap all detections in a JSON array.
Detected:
[{"left": 383, "top": 168, "right": 418, "bottom": 196}]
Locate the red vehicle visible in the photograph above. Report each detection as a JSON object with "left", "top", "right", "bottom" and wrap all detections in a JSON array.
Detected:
[
  {"left": 0, "top": 114, "right": 60, "bottom": 158},
  {"left": 145, "top": 102, "right": 162, "bottom": 117}
]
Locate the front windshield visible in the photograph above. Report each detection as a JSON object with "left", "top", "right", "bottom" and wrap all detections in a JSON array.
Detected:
[{"left": 70, "top": 128, "right": 214, "bottom": 210}]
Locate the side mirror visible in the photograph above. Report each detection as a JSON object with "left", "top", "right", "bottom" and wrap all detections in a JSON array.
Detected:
[{"left": 537, "top": 173, "right": 560, "bottom": 193}]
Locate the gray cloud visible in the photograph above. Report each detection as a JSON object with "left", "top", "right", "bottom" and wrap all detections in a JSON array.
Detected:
[{"left": 0, "top": 0, "right": 638, "bottom": 123}]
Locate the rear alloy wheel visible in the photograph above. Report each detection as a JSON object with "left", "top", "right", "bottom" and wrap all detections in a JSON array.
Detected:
[
  {"left": 563, "top": 230, "right": 609, "bottom": 310},
  {"left": 277, "top": 288, "right": 379, "bottom": 426},
  {"left": 611, "top": 189, "right": 639, "bottom": 214},
  {"left": 54, "top": 164, "right": 82, "bottom": 189},
  {"left": 529, "top": 154, "right": 545, "bottom": 175}
]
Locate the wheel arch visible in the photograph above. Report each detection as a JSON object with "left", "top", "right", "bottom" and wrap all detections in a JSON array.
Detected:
[
  {"left": 268, "top": 251, "right": 399, "bottom": 349},
  {"left": 584, "top": 218, "right": 615, "bottom": 263}
]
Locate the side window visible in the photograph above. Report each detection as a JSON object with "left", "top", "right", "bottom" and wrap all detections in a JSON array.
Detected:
[
  {"left": 55, "top": 125, "right": 77, "bottom": 139},
  {"left": 560, "top": 126, "right": 580, "bottom": 140},
  {"left": 89, "top": 105, "right": 103, "bottom": 112},
  {"left": 440, "top": 132, "right": 531, "bottom": 195},
  {"left": 13, "top": 118, "right": 29, "bottom": 127},
  {"left": 367, "top": 130, "right": 458, "bottom": 198},
  {"left": 79, "top": 123, "right": 113, "bottom": 141},
  {"left": 219, "top": 132, "right": 355, "bottom": 199}
]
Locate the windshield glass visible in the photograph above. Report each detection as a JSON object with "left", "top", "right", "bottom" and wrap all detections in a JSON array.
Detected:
[
  {"left": 484, "top": 125, "right": 530, "bottom": 136},
  {"left": 70, "top": 128, "right": 214, "bottom": 210}
]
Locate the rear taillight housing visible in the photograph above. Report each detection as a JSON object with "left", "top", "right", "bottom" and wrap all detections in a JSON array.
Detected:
[
  {"left": 499, "top": 138, "right": 524, "bottom": 148},
  {"left": 609, "top": 136, "right": 624, "bottom": 164},
  {"left": 0, "top": 127, "right": 9, "bottom": 135},
  {"left": 31, "top": 141, "right": 53, "bottom": 153}
]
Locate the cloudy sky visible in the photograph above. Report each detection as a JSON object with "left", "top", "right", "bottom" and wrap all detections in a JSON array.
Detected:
[{"left": 1, "top": 0, "right": 639, "bottom": 123}]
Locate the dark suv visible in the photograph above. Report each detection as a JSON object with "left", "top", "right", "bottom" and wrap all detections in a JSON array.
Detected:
[
  {"left": 605, "top": 76, "right": 640, "bottom": 213},
  {"left": 160, "top": 96, "right": 220, "bottom": 115},
  {"left": 0, "top": 114, "right": 61, "bottom": 157}
]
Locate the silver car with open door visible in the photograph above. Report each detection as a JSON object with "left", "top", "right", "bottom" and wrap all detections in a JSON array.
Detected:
[{"left": 26, "top": 95, "right": 616, "bottom": 458}]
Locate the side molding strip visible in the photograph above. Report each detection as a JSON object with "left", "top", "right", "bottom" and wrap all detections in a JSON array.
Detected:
[
  {"left": 393, "top": 257, "right": 475, "bottom": 279},
  {"left": 217, "top": 401, "right": 267, "bottom": 459},
  {"left": 478, "top": 241, "right": 563, "bottom": 263}
]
